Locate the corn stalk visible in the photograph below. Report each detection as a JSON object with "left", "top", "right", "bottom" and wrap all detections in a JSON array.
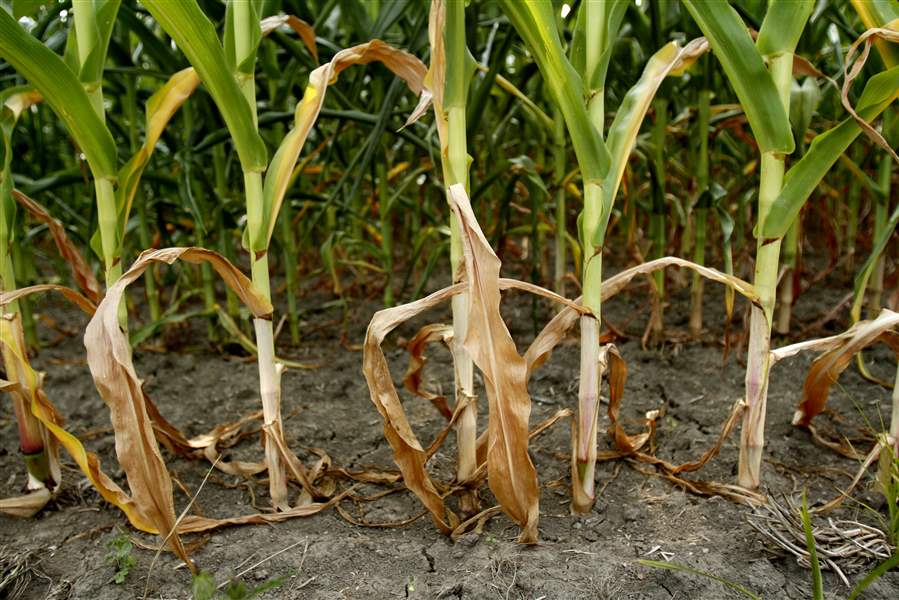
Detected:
[
  {"left": 684, "top": 0, "right": 811, "bottom": 489},
  {"left": 0, "top": 88, "right": 57, "bottom": 496},
  {"left": 498, "top": 0, "right": 707, "bottom": 511}
]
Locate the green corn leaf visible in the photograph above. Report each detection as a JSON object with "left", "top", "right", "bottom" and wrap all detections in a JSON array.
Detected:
[
  {"left": 224, "top": 0, "right": 263, "bottom": 75},
  {"left": 142, "top": 0, "right": 268, "bottom": 172},
  {"left": 761, "top": 65, "right": 899, "bottom": 239},
  {"left": 683, "top": 0, "right": 795, "bottom": 155},
  {"left": 0, "top": 9, "right": 117, "bottom": 179},
  {"left": 79, "top": 0, "right": 122, "bottom": 87},
  {"left": 497, "top": 0, "right": 609, "bottom": 182},
  {"left": 570, "top": 0, "right": 628, "bottom": 92},
  {"left": 852, "top": 201, "right": 899, "bottom": 320},
  {"left": 756, "top": 0, "right": 814, "bottom": 57},
  {"left": 598, "top": 38, "right": 708, "bottom": 245},
  {"left": 789, "top": 77, "right": 821, "bottom": 151}
]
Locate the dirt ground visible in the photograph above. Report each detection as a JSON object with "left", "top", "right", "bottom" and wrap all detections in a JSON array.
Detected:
[{"left": 1, "top": 264, "right": 898, "bottom": 600}]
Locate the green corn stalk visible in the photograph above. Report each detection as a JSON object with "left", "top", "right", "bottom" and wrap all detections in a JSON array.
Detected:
[
  {"left": 689, "top": 57, "right": 712, "bottom": 337},
  {"left": 775, "top": 76, "right": 820, "bottom": 335},
  {"left": 72, "top": 0, "right": 122, "bottom": 290},
  {"left": 684, "top": 0, "right": 810, "bottom": 489},
  {"left": 140, "top": 0, "right": 290, "bottom": 508},
  {"left": 440, "top": 0, "right": 478, "bottom": 510},
  {"left": 0, "top": 7, "right": 119, "bottom": 292},
  {"left": 499, "top": 0, "right": 706, "bottom": 511}
]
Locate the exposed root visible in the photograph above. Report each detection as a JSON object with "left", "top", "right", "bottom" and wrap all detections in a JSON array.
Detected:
[{"left": 748, "top": 495, "right": 893, "bottom": 586}]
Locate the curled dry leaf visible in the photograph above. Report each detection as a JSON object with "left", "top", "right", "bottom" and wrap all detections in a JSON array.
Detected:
[
  {"left": 775, "top": 308, "right": 899, "bottom": 427},
  {"left": 841, "top": 27, "right": 899, "bottom": 165},
  {"left": 403, "top": 323, "right": 454, "bottom": 420},
  {"left": 365, "top": 247, "right": 766, "bottom": 534},
  {"left": 260, "top": 39, "right": 428, "bottom": 251},
  {"left": 0, "top": 487, "right": 51, "bottom": 518},
  {"left": 82, "top": 247, "right": 335, "bottom": 565},
  {"left": 525, "top": 256, "right": 759, "bottom": 376},
  {"left": 0, "top": 284, "right": 96, "bottom": 316},
  {"left": 12, "top": 190, "right": 101, "bottom": 303},
  {"left": 260, "top": 14, "right": 318, "bottom": 63},
  {"left": 363, "top": 283, "right": 462, "bottom": 534},
  {"left": 0, "top": 299, "right": 159, "bottom": 528},
  {"left": 447, "top": 184, "right": 540, "bottom": 543}
]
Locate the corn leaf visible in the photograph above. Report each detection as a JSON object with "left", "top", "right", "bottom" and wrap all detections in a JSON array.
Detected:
[
  {"left": 223, "top": 0, "right": 262, "bottom": 75},
  {"left": 496, "top": 0, "right": 609, "bottom": 182},
  {"left": 0, "top": 284, "right": 98, "bottom": 316},
  {"left": 12, "top": 190, "right": 101, "bottom": 303},
  {"left": 851, "top": 201, "right": 899, "bottom": 321},
  {"left": 0, "top": 486, "right": 51, "bottom": 518},
  {"left": 403, "top": 323, "right": 454, "bottom": 420},
  {"left": 682, "top": 0, "right": 795, "bottom": 155},
  {"left": 761, "top": 65, "right": 899, "bottom": 239},
  {"left": 780, "top": 309, "right": 899, "bottom": 426},
  {"left": 599, "top": 38, "right": 709, "bottom": 243},
  {"left": 363, "top": 284, "right": 462, "bottom": 535},
  {"left": 84, "top": 247, "right": 273, "bottom": 564},
  {"left": 570, "top": 0, "right": 628, "bottom": 91},
  {"left": 260, "top": 15, "right": 318, "bottom": 63},
  {"left": 116, "top": 68, "right": 201, "bottom": 238},
  {"left": 851, "top": 0, "right": 899, "bottom": 67},
  {"left": 78, "top": 0, "right": 121, "bottom": 88},
  {"left": 259, "top": 40, "right": 428, "bottom": 250},
  {"left": 142, "top": 0, "right": 268, "bottom": 172},
  {"left": 0, "top": 9, "right": 117, "bottom": 179},
  {"left": 756, "top": 0, "right": 814, "bottom": 57},
  {"left": 447, "top": 183, "right": 540, "bottom": 543}
]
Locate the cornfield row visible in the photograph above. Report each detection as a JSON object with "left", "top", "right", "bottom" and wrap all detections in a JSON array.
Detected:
[{"left": 0, "top": 0, "right": 897, "bottom": 581}]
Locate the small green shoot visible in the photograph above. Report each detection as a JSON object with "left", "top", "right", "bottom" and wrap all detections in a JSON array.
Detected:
[
  {"left": 190, "top": 570, "right": 285, "bottom": 600},
  {"left": 800, "top": 491, "right": 824, "bottom": 600},
  {"left": 105, "top": 531, "right": 136, "bottom": 584},
  {"left": 637, "top": 559, "right": 761, "bottom": 599}
]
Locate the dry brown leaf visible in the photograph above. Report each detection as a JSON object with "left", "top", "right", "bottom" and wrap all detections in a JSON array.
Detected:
[
  {"left": 524, "top": 256, "right": 759, "bottom": 375},
  {"left": 12, "top": 190, "right": 101, "bottom": 303},
  {"left": 0, "top": 487, "right": 51, "bottom": 518},
  {"left": 0, "top": 315, "right": 152, "bottom": 528},
  {"left": 363, "top": 283, "right": 462, "bottom": 534},
  {"left": 841, "top": 27, "right": 899, "bottom": 165},
  {"left": 448, "top": 184, "right": 539, "bottom": 543},
  {"left": 260, "top": 14, "right": 318, "bottom": 63},
  {"left": 263, "top": 39, "right": 428, "bottom": 248},
  {"left": 781, "top": 309, "right": 899, "bottom": 426},
  {"left": 83, "top": 247, "right": 333, "bottom": 565},
  {"left": 403, "top": 0, "right": 443, "bottom": 130},
  {"left": 365, "top": 252, "right": 763, "bottom": 534},
  {"left": 403, "top": 323, "right": 454, "bottom": 420},
  {"left": 0, "top": 284, "right": 96, "bottom": 315}
]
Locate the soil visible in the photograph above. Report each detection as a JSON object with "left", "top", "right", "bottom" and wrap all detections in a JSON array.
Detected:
[{"left": 1, "top": 263, "right": 898, "bottom": 600}]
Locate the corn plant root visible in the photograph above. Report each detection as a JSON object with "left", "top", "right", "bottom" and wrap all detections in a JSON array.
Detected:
[{"left": 3, "top": 267, "right": 896, "bottom": 598}]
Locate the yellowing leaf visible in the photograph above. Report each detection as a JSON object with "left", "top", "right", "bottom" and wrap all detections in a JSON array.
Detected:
[{"left": 259, "top": 40, "right": 428, "bottom": 251}]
